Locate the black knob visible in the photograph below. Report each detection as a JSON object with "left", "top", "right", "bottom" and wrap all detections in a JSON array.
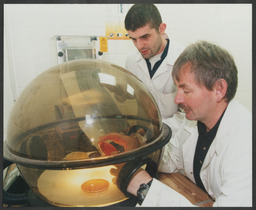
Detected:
[
  {"left": 58, "top": 52, "right": 64, "bottom": 57},
  {"left": 98, "top": 51, "right": 103, "bottom": 56},
  {"left": 90, "top": 36, "right": 97, "bottom": 41}
]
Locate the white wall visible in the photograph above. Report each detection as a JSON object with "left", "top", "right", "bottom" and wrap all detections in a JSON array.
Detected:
[
  {"left": 158, "top": 4, "right": 252, "bottom": 112},
  {"left": 4, "top": 3, "right": 252, "bottom": 140}
]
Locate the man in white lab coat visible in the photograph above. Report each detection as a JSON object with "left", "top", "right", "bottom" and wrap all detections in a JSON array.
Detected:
[
  {"left": 124, "top": 4, "right": 184, "bottom": 119},
  {"left": 100, "top": 41, "right": 252, "bottom": 206}
]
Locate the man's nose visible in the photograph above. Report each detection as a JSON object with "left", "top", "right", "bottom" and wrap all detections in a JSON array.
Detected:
[
  {"left": 174, "top": 91, "right": 184, "bottom": 104},
  {"left": 135, "top": 39, "right": 143, "bottom": 49}
]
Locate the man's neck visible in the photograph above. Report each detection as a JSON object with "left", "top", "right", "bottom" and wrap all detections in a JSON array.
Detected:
[
  {"left": 204, "top": 102, "right": 228, "bottom": 132},
  {"left": 156, "top": 37, "right": 167, "bottom": 55}
]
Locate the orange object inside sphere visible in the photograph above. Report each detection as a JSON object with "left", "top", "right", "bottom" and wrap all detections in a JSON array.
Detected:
[{"left": 81, "top": 179, "right": 110, "bottom": 193}]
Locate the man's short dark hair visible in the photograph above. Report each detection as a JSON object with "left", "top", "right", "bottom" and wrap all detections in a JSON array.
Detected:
[{"left": 125, "top": 4, "right": 162, "bottom": 32}]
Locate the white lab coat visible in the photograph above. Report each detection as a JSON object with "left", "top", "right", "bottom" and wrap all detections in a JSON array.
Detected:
[
  {"left": 125, "top": 39, "right": 184, "bottom": 119},
  {"left": 141, "top": 100, "right": 252, "bottom": 207}
]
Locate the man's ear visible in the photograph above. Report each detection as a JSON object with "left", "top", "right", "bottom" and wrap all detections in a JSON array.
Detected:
[
  {"left": 214, "top": 79, "right": 228, "bottom": 103},
  {"left": 159, "top": 23, "right": 166, "bottom": 34}
]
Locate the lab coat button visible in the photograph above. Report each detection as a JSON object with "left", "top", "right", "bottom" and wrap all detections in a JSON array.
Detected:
[{"left": 190, "top": 172, "right": 193, "bottom": 174}]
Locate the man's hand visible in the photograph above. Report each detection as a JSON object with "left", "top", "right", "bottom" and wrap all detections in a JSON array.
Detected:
[
  {"left": 110, "top": 163, "right": 125, "bottom": 184},
  {"left": 127, "top": 169, "right": 153, "bottom": 196},
  {"left": 98, "top": 133, "right": 140, "bottom": 155}
]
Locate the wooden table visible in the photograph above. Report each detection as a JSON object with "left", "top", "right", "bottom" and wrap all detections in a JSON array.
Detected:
[{"left": 158, "top": 172, "right": 214, "bottom": 207}]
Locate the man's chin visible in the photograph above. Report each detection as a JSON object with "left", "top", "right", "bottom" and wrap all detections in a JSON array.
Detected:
[
  {"left": 141, "top": 54, "right": 150, "bottom": 59},
  {"left": 140, "top": 52, "right": 152, "bottom": 59},
  {"left": 185, "top": 112, "right": 195, "bottom": 121}
]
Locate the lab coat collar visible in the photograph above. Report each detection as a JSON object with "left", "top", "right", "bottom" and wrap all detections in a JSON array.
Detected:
[
  {"left": 135, "top": 38, "right": 174, "bottom": 79},
  {"left": 180, "top": 100, "right": 248, "bottom": 189},
  {"left": 166, "top": 39, "right": 178, "bottom": 65},
  {"left": 134, "top": 39, "right": 172, "bottom": 63},
  {"left": 211, "top": 100, "right": 240, "bottom": 155},
  {"left": 201, "top": 100, "right": 236, "bottom": 170},
  {"left": 182, "top": 101, "right": 236, "bottom": 179},
  {"left": 199, "top": 101, "right": 241, "bottom": 193},
  {"left": 136, "top": 55, "right": 150, "bottom": 79},
  {"left": 182, "top": 120, "right": 198, "bottom": 182}
]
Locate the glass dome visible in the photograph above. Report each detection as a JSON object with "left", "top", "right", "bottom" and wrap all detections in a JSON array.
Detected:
[{"left": 4, "top": 59, "right": 167, "bottom": 169}]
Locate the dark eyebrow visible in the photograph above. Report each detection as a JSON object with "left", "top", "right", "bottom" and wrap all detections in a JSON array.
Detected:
[
  {"left": 140, "top": 34, "right": 150, "bottom": 38},
  {"left": 178, "top": 83, "right": 191, "bottom": 89},
  {"left": 129, "top": 34, "right": 150, "bottom": 40}
]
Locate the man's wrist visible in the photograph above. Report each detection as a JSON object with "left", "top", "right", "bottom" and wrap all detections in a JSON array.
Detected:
[{"left": 137, "top": 179, "right": 153, "bottom": 205}]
